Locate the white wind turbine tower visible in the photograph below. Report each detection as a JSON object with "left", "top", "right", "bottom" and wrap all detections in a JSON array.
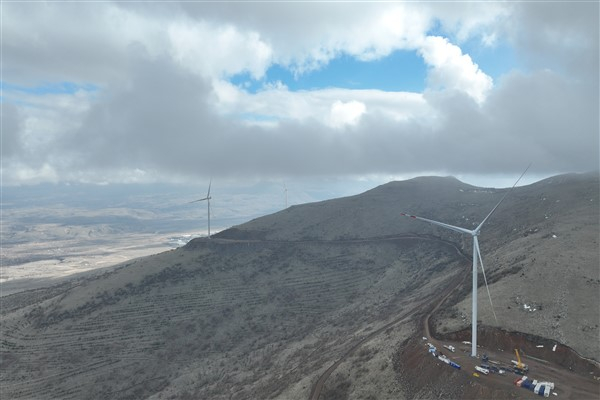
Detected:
[
  {"left": 400, "top": 166, "right": 530, "bottom": 357},
  {"left": 190, "top": 179, "right": 212, "bottom": 239}
]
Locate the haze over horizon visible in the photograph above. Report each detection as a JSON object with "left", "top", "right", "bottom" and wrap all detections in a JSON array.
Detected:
[{"left": 2, "top": 1, "right": 598, "bottom": 200}]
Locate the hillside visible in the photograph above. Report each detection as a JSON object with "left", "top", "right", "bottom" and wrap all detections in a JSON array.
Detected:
[
  {"left": 221, "top": 172, "right": 600, "bottom": 357},
  {"left": 1, "top": 172, "right": 598, "bottom": 399}
]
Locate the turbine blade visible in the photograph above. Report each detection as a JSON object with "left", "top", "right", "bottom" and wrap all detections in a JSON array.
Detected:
[
  {"left": 475, "top": 237, "right": 498, "bottom": 324},
  {"left": 400, "top": 213, "right": 473, "bottom": 235},
  {"left": 475, "top": 163, "right": 531, "bottom": 232},
  {"left": 207, "top": 178, "right": 212, "bottom": 198},
  {"left": 189, "top": 197, "right": 208, "bottom": 203}
]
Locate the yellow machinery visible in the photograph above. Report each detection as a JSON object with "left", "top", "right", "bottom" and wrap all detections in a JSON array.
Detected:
[{"left": 513, "top": 349, "right": 529, "bottom": 374}]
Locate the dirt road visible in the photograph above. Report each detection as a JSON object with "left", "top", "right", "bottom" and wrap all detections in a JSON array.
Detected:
[
  {"left": 308, "top": 235, "right": 470, "bottom": 400},
  {"left": 308, "top": 235, "right": 599, "bottom": 399}
]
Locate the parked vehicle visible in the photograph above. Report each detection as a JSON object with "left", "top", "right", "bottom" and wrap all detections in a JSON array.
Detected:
[
  {"left": 443, "top": 344, "right": 456, "bottom": 352},
  {"left": 449, "top": 361, "right": 461, "bottom": 370},
  {"left": 475, "top": 366, "right": 489, "bottom": 375},
  {"left": 512, "top": 349, "right": 529, "bottom": 374}
]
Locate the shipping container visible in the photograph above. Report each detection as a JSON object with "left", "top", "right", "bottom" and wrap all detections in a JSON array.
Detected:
[
  {"left": 539, "top": 381, "right": 555, "bottom": 389},
  {"left": 449, "top": 361, "right": 461, "bottom": 370}
]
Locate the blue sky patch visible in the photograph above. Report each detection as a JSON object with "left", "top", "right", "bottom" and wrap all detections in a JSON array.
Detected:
[
  {"left": 231, "top": 50, "right": 427, "bottom": 93},
  {"left": 461, "top": 37, "right": 519, "bottom": 80},
  {"left": 1, "top": 81, "right": 98, "bottom": 96},
  {"left": 237, "top": 112, "right": 280, "bottom": 124}
]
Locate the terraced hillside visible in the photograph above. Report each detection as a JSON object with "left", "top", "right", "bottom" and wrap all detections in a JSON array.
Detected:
[
  {"left": 1, "top": 236, "right": 463, "bottom": 399},
  {"left": 1, "top": 172, "right": 598, "bottom": 399},
  {"left": 224, "top": 172, "right": 600, "bottom": 358}
]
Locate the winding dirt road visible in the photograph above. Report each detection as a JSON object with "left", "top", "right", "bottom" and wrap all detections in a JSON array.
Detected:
[
  {"left": 306, "top": 235, "right": 599, "bottom": 400},
  {"left": 308, "top": 235, "right": 470, "bottom": 400}
]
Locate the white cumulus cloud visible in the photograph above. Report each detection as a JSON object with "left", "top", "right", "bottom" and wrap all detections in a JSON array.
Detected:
[
  {"left": 419, "top": 36, "right": 493, "bottom": 104},
  {"left": 329, "top": 100, "right": 367, "bottom": 129},
  {"left": 168, "top": 21, "right": 272, "bottom": 80},
  {"left": 1, "top": 1, "right": 597, "bottom": 185}
]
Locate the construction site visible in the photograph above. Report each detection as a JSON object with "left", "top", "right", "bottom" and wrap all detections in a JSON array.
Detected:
[{"left": 2, "top": 174, "right": 599, "bottom": 399}]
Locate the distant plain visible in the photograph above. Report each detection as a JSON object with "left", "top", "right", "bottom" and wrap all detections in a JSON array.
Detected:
[{"left": 1, "top": 183, "right": 271, "bottom": 296}]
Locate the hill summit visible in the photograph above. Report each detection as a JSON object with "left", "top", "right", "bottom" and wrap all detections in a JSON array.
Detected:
[{"left": 1, "top": 172, "right": 598, "bottom": 399}]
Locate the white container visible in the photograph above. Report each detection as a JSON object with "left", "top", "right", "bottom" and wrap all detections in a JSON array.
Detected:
[
  {"left": 539, "top": 382, "right": 555, "bottom": 389},
  {"left": 475, "top": 366, "right": 489, "bottom": 375}
]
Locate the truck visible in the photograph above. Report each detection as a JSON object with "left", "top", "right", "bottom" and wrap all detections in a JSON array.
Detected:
[
  {"left": 514, "top": 376, "right": 528, "bottom": 387},
  {"left": 534, "top": 383, "right": 552, "bottom": 397},
  {"left": 515, "top": 376, "right": 552, "bottom": 397},
  {"left": 443, "top": 344, "right": 456, "bottom": 352},
  {"left": 475, "top": 366, "right": 489, "bottom": 375},
  {"left": 449, "top": 361, "right": 461, "bottom": 370},
  {"left": 488, "top": 365, "right": 500, "bottom": 374}
]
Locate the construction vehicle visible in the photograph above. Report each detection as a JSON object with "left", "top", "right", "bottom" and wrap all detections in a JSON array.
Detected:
[
  {"left": 443, "top": 344, "right": 456, "bottom": 352},
  {"left": 512, "top": 349, "right": 529, "bottom": 374},
  {"left": 475, "top": 366, "right": 490, "bottom": 375},
  {"left": 480, "top": 353, "right": 491, "bottom": 370}
]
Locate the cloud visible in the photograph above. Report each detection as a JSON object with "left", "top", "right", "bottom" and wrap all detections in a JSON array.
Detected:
[
  {"left": 167, "top": 20, "right": 273, "bottom": 80},
  {"left": 1, "top": 104, "right": 22, "bottom": 159},
  {"left": 419, "top": 36, "right": 493, "bottom": 103},
  {"left": 175, "top": 2, "right": 431, "bottom": 74},
  {"left": 212, "top": 82, "right": 429, "bottom": 125},
  {"left": 1, "top": 1, "right": 597, "bottom": 186},
  {"left": 507, "top": 1, "right": 599, "bottom": 84},
  {"left": 329, "top": 100, "right": 367, "bottom": 129}
]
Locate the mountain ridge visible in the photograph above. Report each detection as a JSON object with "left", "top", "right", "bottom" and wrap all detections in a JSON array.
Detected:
[{"left": 1, "top": 172, "right": 598, "bottom": 399}]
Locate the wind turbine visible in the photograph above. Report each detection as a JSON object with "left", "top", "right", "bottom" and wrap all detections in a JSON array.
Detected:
[
  {"left": 400, "top": 166, "right": 530, "bottom": 357},
  {"left": 190, "top": 179, "right": 212, "bottom": 239},
  {"left": 284, "top": 183, "right": 288, "bottom": 209}
]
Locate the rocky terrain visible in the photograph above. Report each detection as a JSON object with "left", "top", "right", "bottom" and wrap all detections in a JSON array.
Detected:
[
  {"left": 230, "top": 172, "right": 600, "bottom": 358},
  {"left": 1, "top": 172, "right": 598, "bottom": 399}
]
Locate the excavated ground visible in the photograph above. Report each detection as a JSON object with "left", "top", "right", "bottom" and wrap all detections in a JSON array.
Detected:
[
  {"left": 393, "top": 332, "right": 599, "bottom": 400},
  {"left": 391, "top": 302, "right": 600, "bottom": 400}
]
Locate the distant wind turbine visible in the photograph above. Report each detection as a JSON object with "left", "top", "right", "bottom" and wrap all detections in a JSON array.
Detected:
[
  {"left": 401, "top": 165, "right": 530, "bottom": 357},
  {"left": 190, "top": 179, "right": 212, "bottom": 239},
  {"left": 284, "top": 183, "right": 288, "bottom": 209}
]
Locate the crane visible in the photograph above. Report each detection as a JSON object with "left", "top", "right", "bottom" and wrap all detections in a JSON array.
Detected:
[{"left": 512, "top": 349, "right": 529, "bottom": 374}]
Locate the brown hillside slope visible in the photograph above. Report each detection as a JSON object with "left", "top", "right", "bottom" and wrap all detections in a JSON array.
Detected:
[
  {"left": 220, "top": 172, "right": 600, "bottom": 358},
  {"left": 1, "top": 172, "right": 598, "bottom": 399}
]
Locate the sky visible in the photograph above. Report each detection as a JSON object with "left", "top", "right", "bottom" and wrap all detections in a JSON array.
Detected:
[{"left": 1, "top": 1, "right": 599, "bottom": 196}]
